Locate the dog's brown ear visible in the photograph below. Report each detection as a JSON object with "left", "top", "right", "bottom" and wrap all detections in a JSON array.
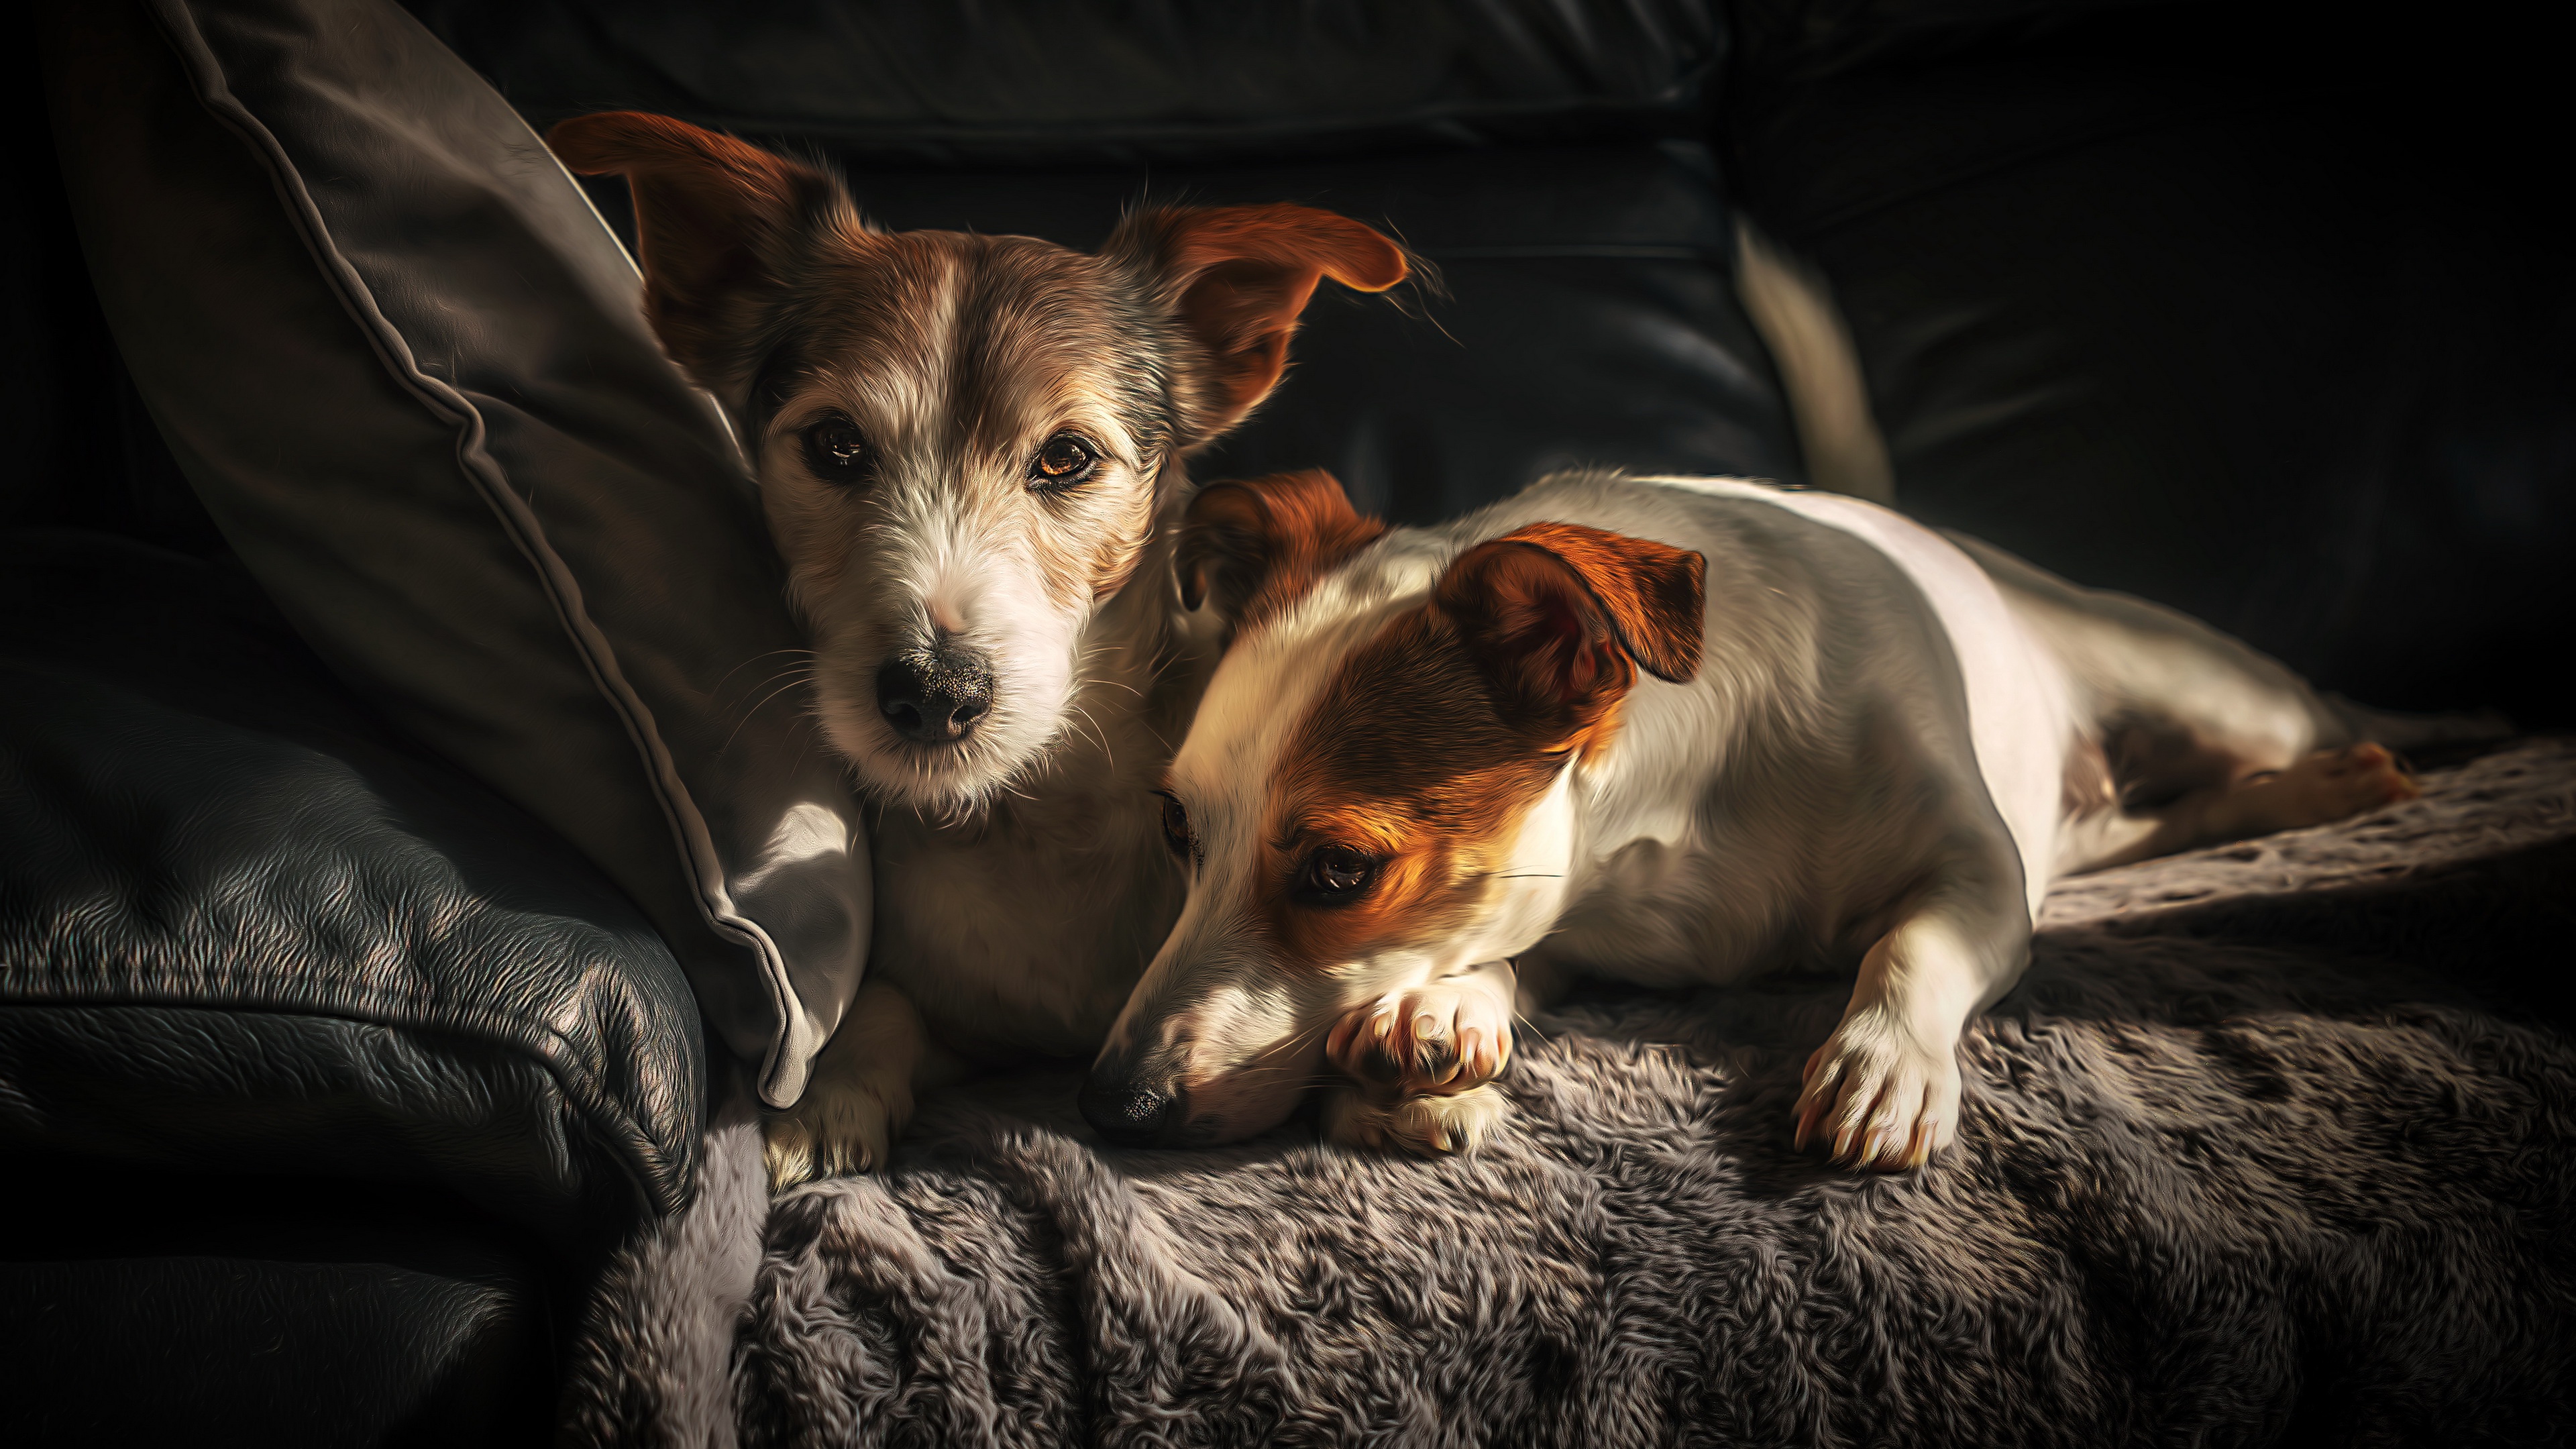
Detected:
[
  {"left": 547, "top": 112, "right": 852, "bottom": 396},
  {"left": 1435, "top": 523, "right": 1703, "bottom": 729},
  {"left": 1110, "top": 205, "right": 1409, "bottom": 445},
  {"left": 1177, "top": 470, "right": 1386, "bottom": 640}
]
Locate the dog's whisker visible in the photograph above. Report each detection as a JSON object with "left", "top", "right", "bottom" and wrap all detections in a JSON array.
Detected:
[
  {"left": 720, "top": 667, "right": 820, "bottom": 753},
  {"left": 710, "top": 647, "right": 818, "bottom": 698},
  {"left": 1066, "top": 700, "right": 1116, "bottom": 772},
  {"left": 1085, "top": 674, "right": 1145, "bottom": 700}
]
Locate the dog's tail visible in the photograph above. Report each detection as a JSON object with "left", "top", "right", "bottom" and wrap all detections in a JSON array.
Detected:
[{"left": 1733, "top": 218, "right": 1895, "bottom": 505}]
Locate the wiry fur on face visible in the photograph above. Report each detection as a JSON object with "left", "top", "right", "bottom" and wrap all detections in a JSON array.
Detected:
[
  {"left": 1100, "top": 472, "right": 1704, "bottom": 1142},
  {"left": 745, "top": 233, "right": 1175, "bottom": 807},
  {"left": 547, "top": 113, "right": 1408, "bottom": 810}
]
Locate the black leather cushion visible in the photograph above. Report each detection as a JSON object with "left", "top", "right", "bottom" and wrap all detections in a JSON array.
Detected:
[
  {"left": 0, "top": 531, "right": 702, "bottom": 1244},
  {"left": 402, "top": 0, "right": 1727, "bottom": 162},
  {"left": 1727, "top": 0, "right": 2576, "bottom": 724},
  {"left": 1, "top": 1164, "right": 557, "bottom": 1448},
  {"left": 40, "top": 0, "right": 869, "bottom": 1109}
]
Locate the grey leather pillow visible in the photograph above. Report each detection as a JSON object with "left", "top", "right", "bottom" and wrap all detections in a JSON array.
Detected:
[{"left": 41, "top": 0, "right": 866, "bottom": 1107}]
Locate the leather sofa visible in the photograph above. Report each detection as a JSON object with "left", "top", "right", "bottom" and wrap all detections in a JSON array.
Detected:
[{"left": 4, "top": 1, "right": 2563, "bottom": 1444}]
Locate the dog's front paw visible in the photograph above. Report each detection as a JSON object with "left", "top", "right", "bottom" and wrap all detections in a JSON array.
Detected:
[
  {"left": 1323, "top": 1082, "right": 1511, "bottom": 1155},
  {"left": 762, "top": 1073, "right": 910, "bottom": 1190},
  {"left": 1326, "top": 975, "right": 1514, "bottom": 1098},
  {"left": 1792, "top": 1006, "right": 1961, "bottom": 1171}
]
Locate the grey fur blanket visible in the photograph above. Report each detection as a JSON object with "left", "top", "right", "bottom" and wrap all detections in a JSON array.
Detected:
[{"left": 571, "top": 741, "right": 2576, "bottom": 1448}]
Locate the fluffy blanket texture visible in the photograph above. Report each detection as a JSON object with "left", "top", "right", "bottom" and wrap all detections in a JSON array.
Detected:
[{"left": 571, "top": 741, "right": 2576, "bottom": 1448}]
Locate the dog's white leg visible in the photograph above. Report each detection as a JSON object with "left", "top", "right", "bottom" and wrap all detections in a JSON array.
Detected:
[
  {"left": 761, "top": 979, "right": 928, "bottom": 1189},
  {"left": 1794, "top": 908, "right": 2024, "bottom": 1171}
]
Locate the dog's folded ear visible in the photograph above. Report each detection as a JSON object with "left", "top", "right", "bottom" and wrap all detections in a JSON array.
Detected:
[
  {"left": 547, "top": 112, "right": 854, "bottom": 400},
  {"left": 1177, "top": 470, "right": 1387, "bottom": 639},
  {"left": 1110, "top": 206, "right": 1410, "bottom": 445},
  {"left": 1436, "top": 523, "right": 1705, "bottom": 724}
]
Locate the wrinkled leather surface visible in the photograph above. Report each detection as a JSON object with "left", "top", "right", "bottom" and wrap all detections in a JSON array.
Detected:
[
  {"left": 0, "top": 531, "right": 702, "bottom": 1242},
  {"left": 41, "top": 0, "right": 867, "bottom": 1108},
  {"left": 402, "top": 0, "right": 1725, "bottom": 162},
  {"left": 1727, "top": 0, "right": 2576, "bottom": 723},
  {"left": 1, "top": 1161, "right": 555, "bottom": 1447}
]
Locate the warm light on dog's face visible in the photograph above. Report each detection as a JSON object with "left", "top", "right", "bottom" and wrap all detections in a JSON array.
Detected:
[
  {"left": 1094, "top": 585, "right": 1580, "bottom": 1144},
  {"left": 752, "top": 231, "right": 1172, "bottom": 812}
]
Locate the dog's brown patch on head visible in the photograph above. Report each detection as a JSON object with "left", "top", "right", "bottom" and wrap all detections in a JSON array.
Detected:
[
  {"left": 1177, "top": 470, "right": 1386, "bottom": 641},
  {"left": 657, "top": 214, "right": 1181, "bottom": 614},
  {"left": 935, "top": 235, "right": 1176, "bottom": 608},
  {"left": 1252, "top": 606, "right": 1562, "bottom": 969},
  {"left": 1240, "top": 523, "right": 1709, "bottom": 971}
]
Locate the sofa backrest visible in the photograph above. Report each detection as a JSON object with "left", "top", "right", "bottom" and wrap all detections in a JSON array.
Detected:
[{"left": 400, "top": 0, "right": 1807, "bottom": 525}]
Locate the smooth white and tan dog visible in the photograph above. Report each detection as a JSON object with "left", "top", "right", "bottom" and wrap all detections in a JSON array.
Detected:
[
  {"left": 1082, "top": 466, "right": 2430, "bottom": 1168},
  {"left": 547, "top": 113, "right": 1411, "bottom": 1185}
]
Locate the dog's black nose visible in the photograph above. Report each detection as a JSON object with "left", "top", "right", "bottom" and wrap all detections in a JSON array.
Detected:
[
  {"left": 875, "top": 642, "right": 994, "bottom": 743},
  {"left": 1080, "top": 1073, "right": 1178, "bottom": 1147}
]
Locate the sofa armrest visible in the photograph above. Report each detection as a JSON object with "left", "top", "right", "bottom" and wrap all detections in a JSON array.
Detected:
[{"left": 0, "top": 531, "right": 703, "bottom": 1247}]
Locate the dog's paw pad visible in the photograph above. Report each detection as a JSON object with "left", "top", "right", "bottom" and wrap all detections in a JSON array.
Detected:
[
  {"left": 1326, "top": 976, "right": 1513, "bottom": 1097},
  {"left": 1324, "top": 1083, "right": 1510, "bottom": 1156}
]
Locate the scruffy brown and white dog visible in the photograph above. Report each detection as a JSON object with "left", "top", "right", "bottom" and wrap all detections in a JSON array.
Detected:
[
  {"left": 1082, "top": 466, "right": 2433, "bottom": 1168},
  {"left": 545, "top": 113, "right": 1410, "bottom": 1185}
]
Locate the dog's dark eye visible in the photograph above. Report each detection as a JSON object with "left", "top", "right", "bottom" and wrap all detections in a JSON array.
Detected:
[
  {"left": 1029, "top": 433, "right": 1099, "bottom": 492},
  {"left": 802, "top": 414, "right": 876, "bottom": 486},
  {"left": 1157, "top": 792, "right": 1192, "bottom": 862},
  {"left": 1296, "top": 846, "right": 1378, "bottom": 905}
]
